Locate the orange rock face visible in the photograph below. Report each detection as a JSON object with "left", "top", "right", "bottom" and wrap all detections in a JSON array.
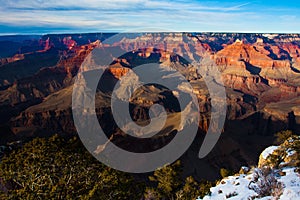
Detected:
[
  {"left": 0, "top": 54, "right": 25, "bottom": 65},
  {"left": 213, "top": 40, "right": 293, "bottom": 70},
  {"left": 62, "top": 37, "right": 77, "bottom": 50},
  {"left": 108, "top": 67, "right": 130, "bottom": 79},
  {"left": 214, "top": 40, "right": 274, "bottom": 68}
]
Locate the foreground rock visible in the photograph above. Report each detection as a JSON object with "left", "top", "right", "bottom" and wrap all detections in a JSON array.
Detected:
[{"left": 198, "top": 135, "right": 300, "bottom": 200}]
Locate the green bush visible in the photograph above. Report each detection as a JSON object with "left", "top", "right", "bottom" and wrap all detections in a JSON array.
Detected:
[
  {"left": 149, "top": 160, "right": 182, "bottom": 199},
  {"left": 0, "top": 135, "right": 143, "bottom": 200},
  {"left": 0, "top": 135, "right": 217, "bottom": 200},
  {"left": 148, "top": 161, "right": 215, "bottom": 200}
]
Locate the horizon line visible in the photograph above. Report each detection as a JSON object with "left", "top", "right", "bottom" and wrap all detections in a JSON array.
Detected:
[{"left": 1, "top": 31, "right": 300, "bottom": 37}]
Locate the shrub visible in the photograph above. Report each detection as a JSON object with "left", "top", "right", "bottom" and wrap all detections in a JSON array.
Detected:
[
  {"left": 149, "top": 160, "right": 182, "bottom": 199},
  {"left": 144, "top": 188, "right": 162, "bottom": 200},
  {"left": 0, "top": 135, "right": 143, "bottom": 200},
  {"left": 175, "top": 176, "right": 199, "bottom": 200},
  {"left": 175, "top": 177, "right": 213, "bottom": 200},
  {"left": 275, "top": 130, "right": 293, "bottom": 145},
  {"left": 248, "top": 167, "right": 283, "bottom": 199},
  {"left": 148, "top": 162, "right": 215, "bottom": 200},
  {"left": 197, "top": 180, "right": 214, "bottom": 198}
]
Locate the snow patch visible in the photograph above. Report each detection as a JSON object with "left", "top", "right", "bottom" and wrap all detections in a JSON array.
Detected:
[
  {"left": 261, "top": 146, "right": 279, "bottom": 159},
  {"left": 198, "top": 167, "right": 300, "bottom": 200},
  {"left": 279, "top": 168, "right": 300, "bottom": 200}
]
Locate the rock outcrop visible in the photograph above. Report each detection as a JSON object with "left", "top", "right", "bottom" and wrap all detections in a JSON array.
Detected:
[{"left": 199, "top": 135, "right": 300, "bottom": 200}]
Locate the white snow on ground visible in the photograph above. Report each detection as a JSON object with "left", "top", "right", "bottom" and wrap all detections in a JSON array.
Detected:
[
  {"left": 199, "top": 173, "right": 258, "bottom": 200},
  {"left": 261, "top": 146, "right": 279, "bottom": 159},
  {"left": 197, "top": 167, "right": 300, "bottom": 200},
  {"left": 279, "top": 168, "right": 300, "bottom": 200},
  {"left": 198, "top": 135, "right": 300, "bottom": 200}
]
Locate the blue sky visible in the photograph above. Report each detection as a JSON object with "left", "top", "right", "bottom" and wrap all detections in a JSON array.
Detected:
[{"left": 0, "top": 0, "right": 299, "bottom": 34}]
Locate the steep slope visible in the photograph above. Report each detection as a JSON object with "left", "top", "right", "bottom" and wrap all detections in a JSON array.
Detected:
[
  {"left": 213, "top": 39, "right": 300, "bottom": 99},
  {"left": 198, "top": 135, "right": 300, "bottom": 200}
]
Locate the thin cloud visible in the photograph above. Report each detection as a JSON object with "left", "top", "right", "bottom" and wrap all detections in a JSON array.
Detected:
[
  {"left": 224, "top": 2, "right": 252, "bottom": 11},
  {"left": 0, "top": 0, "right": 253, "bottom": 12},
  {"left": 0, "top": 0, "right": 299, "bottom": 33}
]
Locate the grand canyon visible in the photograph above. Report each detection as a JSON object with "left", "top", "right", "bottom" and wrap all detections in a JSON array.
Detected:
[{"left": 0, "top": 32, "right": 300, "bottom": 199}]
